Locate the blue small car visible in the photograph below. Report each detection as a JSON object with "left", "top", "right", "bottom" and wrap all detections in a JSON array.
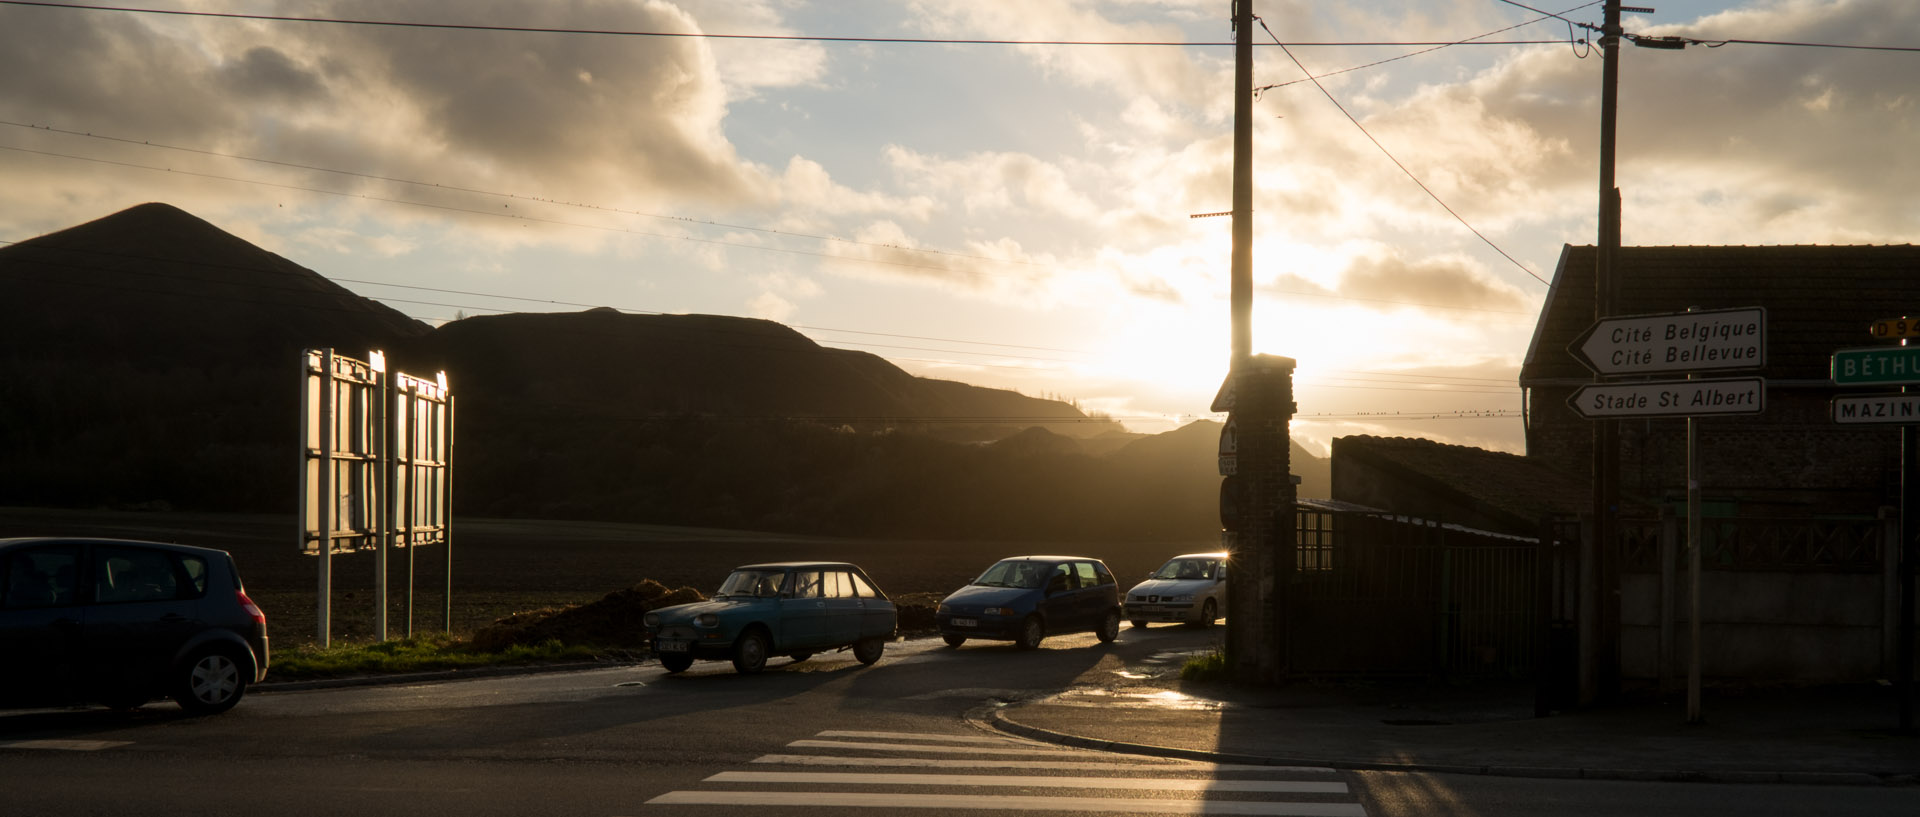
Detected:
[
  {"left": 935, "top": 555, "right": 1121, "bottom": 650},
  {"left": 643, "top": 561, "right": 896, "bottom": 674}
]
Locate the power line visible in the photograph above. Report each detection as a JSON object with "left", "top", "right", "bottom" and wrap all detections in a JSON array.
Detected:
[
  {"left": 0, "top": 2, "right": 1562, "bottom": 48},
  {"left": 1257, "top": 18, "right": 1549, "bottom": 287},
  {"left": 1257, "top": 1, "right": 1601, "bottom": 93}
]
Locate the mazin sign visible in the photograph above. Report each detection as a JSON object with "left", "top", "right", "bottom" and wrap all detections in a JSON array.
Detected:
[
  {"left": 1832, "top": 394, "right": 1920, "bottom": 425},
  {"left": 1566, "top": 377, "right": 1766, "bottom": 420}
]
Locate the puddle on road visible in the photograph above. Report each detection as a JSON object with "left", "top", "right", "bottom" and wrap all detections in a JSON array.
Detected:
[{"left": 1047, "top": 687, "right": 1226, "bottom": 712}]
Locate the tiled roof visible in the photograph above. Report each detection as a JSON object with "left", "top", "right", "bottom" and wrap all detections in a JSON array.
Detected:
[{"left": 1521, "top": 245, "right": 1920, "bottom": 384}]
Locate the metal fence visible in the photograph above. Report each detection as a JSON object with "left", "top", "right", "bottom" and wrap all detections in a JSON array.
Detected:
[{"left": 1284, "top": 502, "right": 1547, "bottom": 678}]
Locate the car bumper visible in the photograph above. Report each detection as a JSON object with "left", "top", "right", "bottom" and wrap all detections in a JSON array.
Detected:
[
  {"left": 935, "top": 613, "right": 1023, "bottom": 641},
  {"left": 1124, "top": 603, "right": 1196, "bottom": 622}
]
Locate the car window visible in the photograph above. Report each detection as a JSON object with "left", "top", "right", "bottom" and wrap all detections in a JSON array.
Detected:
[
  {"left": 1154, "top": 558, "right": 1214, "bottom": 581},
  {"left": 848, "top": 571, "right": 879, "bottom": 598},
  {"left": 974, "top": 560, "right": 1045, "bottom": 589},
  {"left": 96, "top": 546, "right": 187, "bottom": 604},
  {"left": 2, "top": 545, "right": 81, "bottom": 609},
  {"left": 181, "top": 554, "right": 209, "bottom": 594},
  {"left": 1073, "top": 562, "right": 1098, "bottom": 588},
  {"left": 824, "top": 571, "right": 853, "bottom": 598},
  {"left": 1091, "top": 561, "right": 1114, "bottom": 586},
  {"left": 717, "top": 569, "right": 787, "bottom": 598},
  {"left": 791, "top": 571, "right": 824, "bottom": 599},
  {"left": 1046, "top": 563, "right": 1075, "bottom": 592}
]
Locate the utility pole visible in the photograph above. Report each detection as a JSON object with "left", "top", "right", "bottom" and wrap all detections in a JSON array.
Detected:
[
  {"left": 1230, "top": 0, "right": 1253, "bottom": 366},
  {"left": 1588, "top": 0, "right": 1627, "bottom": 707}
]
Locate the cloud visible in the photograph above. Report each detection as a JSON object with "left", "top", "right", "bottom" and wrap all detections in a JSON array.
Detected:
[{"left": 1338, "top": 252, "right": 1534, "bottom": 313}]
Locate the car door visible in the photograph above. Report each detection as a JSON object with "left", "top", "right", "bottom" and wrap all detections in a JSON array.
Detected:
[
  {"left": 779, "top": 569, "right": 831, "bottom": 650},
  {"left": 1072, "top": 561, "right": 1109, "bottom": 629},
  {"left": 0, "top": 543, "right": 86, "bottom": 705},
  {"left": 1037, "top": 562, "right": 1082, "bottom": 632},
  {"left": 845, "top": 570, "right": 893, "bottom": 640},
  {"left": 83, "top": 544, "right": 205, "bottom": 698},
  {"left": 819, "top": 570, "right": 864, "bottom": 646}
]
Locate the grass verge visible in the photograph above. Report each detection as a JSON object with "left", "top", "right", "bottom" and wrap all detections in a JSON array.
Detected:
[
  {"left": 1179, "top": 648, "right": 1231, "bottom": 682},
  {"left": 269, "top": 633, "right": 618, "bottom": 682}
]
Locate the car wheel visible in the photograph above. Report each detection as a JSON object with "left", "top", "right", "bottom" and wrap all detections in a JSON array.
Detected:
[
  {"left": 942, "top": 635, "right": 966, "bottom": 648},
  {"left": 731, "top": 629, "right": 770, "bottom": 674},
  {"left": 659, "top": 653, "right": 694, "bottom": 673},
  {"left": 1097, "top": 609, "right": 1121, "bottom": 643},
  {"left": 171, "top": 648, "right": 247, "bottom": 715},
  {"left": 788, "top": 652, "right": 813, "bottom": 663},
  {"left": 852, "top": 637, "right": 885, "bottom": 665},
  {"left": 1014, "top": 616, "right": 1045, "bottom": 650},
  {"left": 1196, "top": 598, "right": 1219, "bottom": 628},
  {"left": 1130, "top": 619, "right": 1148, "bottom": 629}
]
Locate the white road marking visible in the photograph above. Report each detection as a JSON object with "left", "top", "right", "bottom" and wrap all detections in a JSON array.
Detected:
[
  {"left": 644, "top": 790, "right": 1367, "bottom": 815},
  {"left": 816, "top": 729, "right": 1023, "bottom": 744},
  {"left": 706, "top": 770, "right": 1348, "bottom": 793},
  {"left": 749, "top": 753, "right": 1309, "bottom": 773},
  {"left": 787, "top": 738, "right": 1093, "bottom": 756},
  {"left": 0, "top": 739, "right": 133, "bottom": 751}
]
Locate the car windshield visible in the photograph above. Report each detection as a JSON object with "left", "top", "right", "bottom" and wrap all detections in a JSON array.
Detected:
[
  {"left": 971, "top": 560, "right": 1047, "bottom": 589},
  {"left": 715, "top": 569, "right": 788, "bottom": 598},
  {"left": 1152, "top": 558, "right": 1217, "bottom": 581}
]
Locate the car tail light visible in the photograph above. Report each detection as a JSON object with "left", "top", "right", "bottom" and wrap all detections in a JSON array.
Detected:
[{"left": 237, "top": 589, "right": 267, "bottom": 624}]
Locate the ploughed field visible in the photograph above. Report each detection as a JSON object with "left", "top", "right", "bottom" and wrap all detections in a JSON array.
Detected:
[{"left": 0, "top": 507, "right": 1212, "bottom": 647}]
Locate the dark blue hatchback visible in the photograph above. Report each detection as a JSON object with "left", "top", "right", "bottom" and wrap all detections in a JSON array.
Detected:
[
  {"left": 935, "top": 555, "right": 1121, "bottom": 650},
  {"left": 0, "top": 537, "right": 269, "bottom": 714}
]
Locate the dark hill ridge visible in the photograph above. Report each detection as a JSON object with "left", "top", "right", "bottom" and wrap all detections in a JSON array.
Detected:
[{"left": 0, "top": 202, "right": 1323, "bottom": 541}]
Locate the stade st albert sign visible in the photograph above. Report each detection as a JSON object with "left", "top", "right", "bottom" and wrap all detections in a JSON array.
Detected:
[{"left": 1567, "top": 307, "right": 1767, "bottom": 420}]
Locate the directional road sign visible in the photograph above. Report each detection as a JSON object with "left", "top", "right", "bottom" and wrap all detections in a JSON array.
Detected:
[
  {"left": 1569, "top": 307, "right": 1766, "bottom": 376},
  {"left": 1833, "top": 394, "right": 1920, "bottom": 425},
  {"left": 1870, "top": 317, "right": 1920, "bottom": 340},
  {"left": 1831, "top": 346, "right": 1920, "bottom": 386},
  {"left": 1567, "top": 377, "right": 1766, "bottom": 420}
]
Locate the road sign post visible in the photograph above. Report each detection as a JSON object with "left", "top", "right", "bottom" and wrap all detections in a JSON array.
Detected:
[
  {"left": 1566, "top": 377, "right": 1766, "bottom": 420},
  {"left": 1569, "top": 307, "right": 1766, "bottom": 377}
]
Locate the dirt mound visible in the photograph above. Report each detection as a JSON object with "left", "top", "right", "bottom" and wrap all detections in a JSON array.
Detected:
[{"left": 470, "top": 579, "right": 705, "bottom": 651}]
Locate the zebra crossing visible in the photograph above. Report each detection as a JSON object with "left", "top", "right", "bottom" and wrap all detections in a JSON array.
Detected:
[{"left": 644, "top": 729, "right": 1369, "bottom": 816}]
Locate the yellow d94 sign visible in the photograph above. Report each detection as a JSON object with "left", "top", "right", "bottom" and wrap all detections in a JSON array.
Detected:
[{"left": 1871, "top": 317, "right": 1920, "bottom": 340}]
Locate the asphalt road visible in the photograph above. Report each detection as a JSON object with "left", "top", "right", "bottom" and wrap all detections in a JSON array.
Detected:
[{"left": 2, "top": 627, "right": 1912, "bottom": 817}]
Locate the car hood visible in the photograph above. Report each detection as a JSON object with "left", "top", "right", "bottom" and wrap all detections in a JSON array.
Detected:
[
  {"left": 1126, "top": 578, "right": 1216, "bottom": 597},
  {"left": 940, "top": 585, "right": 1039, "bottom": 608},
  {"left": 650, "top": 596, "right": 766, "bottom": 622}
]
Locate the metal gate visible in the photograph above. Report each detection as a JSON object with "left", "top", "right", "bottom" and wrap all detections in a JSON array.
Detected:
[{"left": 1284, "top": 500, "right": 1548, "bottom": 678}]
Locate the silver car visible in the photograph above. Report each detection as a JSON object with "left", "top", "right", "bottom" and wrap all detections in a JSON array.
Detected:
[{"left": 1123, "top": 552, "right": 1227, "bottom": 628}]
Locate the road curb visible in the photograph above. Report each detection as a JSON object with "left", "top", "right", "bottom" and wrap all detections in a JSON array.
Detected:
[
  {"left": 977, "top": 701, "right": 1903, "bottom": 787},
  {"left": 254, "top": 661, "right": 635, "bottom": 693}
]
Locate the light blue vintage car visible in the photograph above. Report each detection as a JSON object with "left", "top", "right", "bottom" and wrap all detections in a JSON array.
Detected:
[{"left": 643, "top": 561, "right": 896, "bottom": 674}]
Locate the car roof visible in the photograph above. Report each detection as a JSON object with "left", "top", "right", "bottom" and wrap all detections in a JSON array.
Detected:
[
  {"left": 992, "top": 555, "right": 1104, "bottom": 564},
  {"left": 1166, "top": 552, "right": 1229, "bottom": 560},
  {"left": 733, "top": 561, "right": 864, "bottom": 571},
  {"left": 0, "top": 536, "right": 231, "bottom": 557}
]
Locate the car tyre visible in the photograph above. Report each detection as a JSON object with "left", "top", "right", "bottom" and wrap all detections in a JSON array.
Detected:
[
  {"left": 1194, "top": 598, "right": 1219, "bottom": 628},
  {"left": 942, "top": 635, "right": 966, "bottom": 648},
  {"left": 1014, "top": 616, "right": 1045, "bottom": 650},
  {"left": 1097, "top": 609, "right": 1121, "bottom": 643},
  {"left": 171, "top": 648, "right": 247, "bottom": 715},
  {"left": 731, "top": 629, "right": 770, "bottom": 674},
  {"left": 852, "top": 637, "right": 885, "bottom": 665},
  {"left": 659, "top": 652, "right": 694, "bottom": 673}
]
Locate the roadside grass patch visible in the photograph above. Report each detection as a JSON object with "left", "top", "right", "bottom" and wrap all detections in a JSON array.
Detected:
[
  {"left": 270, "top": 633, "right": 607, "bottom": 681},
  {"left": 1179, "top": 648, "right": 1231, "bottom": 682}
]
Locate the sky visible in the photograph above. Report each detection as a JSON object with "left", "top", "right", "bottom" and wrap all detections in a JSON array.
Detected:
[{"left": 2, "top": 0, "right": 1915, "bottom": 456}]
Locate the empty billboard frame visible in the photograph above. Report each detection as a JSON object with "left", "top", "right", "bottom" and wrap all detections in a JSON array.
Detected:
[{"left": 299, "top": 348, "right": 454, "bottom": 646}]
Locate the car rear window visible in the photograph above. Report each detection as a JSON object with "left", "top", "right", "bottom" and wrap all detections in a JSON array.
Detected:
[{"left": 847, "top": 571, "right": 880, "bottom": 599}]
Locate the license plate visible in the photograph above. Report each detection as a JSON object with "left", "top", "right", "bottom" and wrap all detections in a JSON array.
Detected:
[
  {"left": 656, "top": 639, "right": 690, "bottom": 652},
  {"left": 951, "top": 617, "right": 978, "bottom": 628}
]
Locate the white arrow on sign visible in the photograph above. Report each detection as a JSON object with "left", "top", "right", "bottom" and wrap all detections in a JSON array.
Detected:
[
  {"left": 1568, "top": 307, "right": 1766, "bottom": 376},
  {"left": 1832, "top": 394, "right": 1920, "bottom": 425},
  {"left": 1567, "top": 377, "right": 1766, "bottom": 419}
]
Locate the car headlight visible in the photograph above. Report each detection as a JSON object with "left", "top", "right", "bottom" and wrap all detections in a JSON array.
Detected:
[
  {"left": 937, "top": 603, "right": 951, "bottom": 615},
  {"left": 983, "top": 607, "right": 1016, "bottom": 617},
  {"left": 694, "top": 613, "right": 719, "bottom": 628},
  {"left": 643, "top": 612, "right": 660, "bottom": 628}
]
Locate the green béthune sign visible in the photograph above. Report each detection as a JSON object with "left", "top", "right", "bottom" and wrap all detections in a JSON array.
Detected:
[{"left": 1831, "top": 346, "right": 1920, "bottom": 385}]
